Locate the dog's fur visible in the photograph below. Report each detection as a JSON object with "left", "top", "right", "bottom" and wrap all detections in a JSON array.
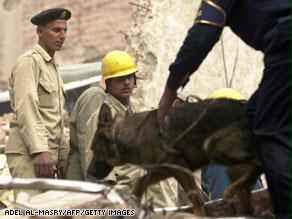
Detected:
[{"left": 88, "top": 98, "right": 262, "bottom": 216}]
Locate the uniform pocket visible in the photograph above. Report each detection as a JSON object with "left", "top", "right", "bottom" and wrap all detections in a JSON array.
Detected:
[{"left": 37, "top": 77, "right": 58, "bottom": 108}]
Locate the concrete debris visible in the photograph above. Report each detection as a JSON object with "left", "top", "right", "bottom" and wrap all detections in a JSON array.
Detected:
[
  {"left": 0, "top": 187, "right": 273, "bottom": 219},
  {"left": 204, "top": 189, "right": 274, "bottom": 218},
  {"left": 0, "top": 113, "right": 13, "bottom": 151},
  {"left": 0, "top": 128, "right": 5, "bottom": 146}
]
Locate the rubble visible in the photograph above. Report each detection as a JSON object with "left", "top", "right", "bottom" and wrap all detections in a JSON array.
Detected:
[
  {"left": 0, "top": 183, "right": 274, "bottom": 219},
  {"left": 0, "top": 128, "right": 5, "bottom": 146},
  {"left": 0, "top": 113, "right": 12, "bottom": 153},
  {"left": 0, "top": 113, "right": 14, "bottom": 150}
]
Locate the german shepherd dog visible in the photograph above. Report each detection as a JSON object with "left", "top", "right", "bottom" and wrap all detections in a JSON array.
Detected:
[{"left": 87, "top": 98, "right": 262, "bottom": 216}]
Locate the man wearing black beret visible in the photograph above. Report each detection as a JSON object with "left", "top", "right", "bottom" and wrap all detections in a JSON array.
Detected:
[
  {"left": 31, "top": 8, "right": 71, "bottom": 26},
  {"left": 6, "top": 8, "right": 71, "bottom": 197}
]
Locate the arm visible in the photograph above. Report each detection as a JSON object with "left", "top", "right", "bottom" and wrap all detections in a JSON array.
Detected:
[
  {"left": 159, "top": 0, "right": 235, "bottom": 131},
  {"left": 67, "top": 87, "right": 106, "bottom": 180},
  {"left": 12, "top": 56, "right": 54, "bottom": 178},
  {"left": 66, "top": 104, "right": 84, "bottom": 180},
  {"left": 167, "top": 25, "right": 222, "bottom": 91}
]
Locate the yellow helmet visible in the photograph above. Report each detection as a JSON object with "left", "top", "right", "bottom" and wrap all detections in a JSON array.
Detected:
[
  {"left": 101, "top": 50, "right": 138, "bottom": 81},
  {"left": 210, "top": 88, "right": 244, "bottom": 100}
]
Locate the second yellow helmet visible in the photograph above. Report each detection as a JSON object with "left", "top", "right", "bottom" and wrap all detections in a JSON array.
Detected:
[
  {"left": 101, "top": 50, "right": 138, "bottom": 81},
  {"left": 210, "top": 88, "right": 244, "bottom": 100}
]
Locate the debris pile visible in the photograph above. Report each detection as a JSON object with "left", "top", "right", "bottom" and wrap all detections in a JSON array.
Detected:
[
  {"left": 0, "top": 113, "right": 14, "bottom": 151},
  {"left": 0, "top": 182, "right": 273, "bottom": 219}
]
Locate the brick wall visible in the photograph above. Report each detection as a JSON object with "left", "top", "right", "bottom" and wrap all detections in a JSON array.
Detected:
[{"left": 0, "top": 0, "right": 133, "bottom": 81}]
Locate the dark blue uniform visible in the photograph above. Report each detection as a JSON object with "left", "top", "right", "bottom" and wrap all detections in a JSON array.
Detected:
[{"left": 166, "top": 1, "right": 291, "bottom": 218}]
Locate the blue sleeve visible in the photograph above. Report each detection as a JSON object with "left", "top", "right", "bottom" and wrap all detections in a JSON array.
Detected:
[{"left": 167, "top": 0, "right": 236, "bottom": 92}]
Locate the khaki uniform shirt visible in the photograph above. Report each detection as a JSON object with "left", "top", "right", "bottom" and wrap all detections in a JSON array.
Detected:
[
  {"left": 99, "top": 94, "right": 141, "bottom": 184},
  {"left": 85, "top": 94, "right": 179, "bottom": 207},
  {"left": 66, "top": 85, "right": 105, "bottom": 180},
  {"left": 6, "top": 44, "right": 66, "bottom": 160},
  {"left": 84, "top": 94, "right": 136, "bottom": 182}
]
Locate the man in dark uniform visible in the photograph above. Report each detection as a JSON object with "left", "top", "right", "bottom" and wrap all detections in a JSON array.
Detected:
[{"left": 158, "top": 1, "right": 291, "bottom": 218}]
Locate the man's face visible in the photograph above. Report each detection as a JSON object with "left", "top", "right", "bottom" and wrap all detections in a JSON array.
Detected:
[
  {"left": 108, "top": 74, "right": 135, "bottom": 100},
  {"left": 38, "top": 19, "right": 67, "bottom": 54}
]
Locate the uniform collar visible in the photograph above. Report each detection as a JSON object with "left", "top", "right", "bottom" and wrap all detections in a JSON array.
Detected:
[
  {"left": 34, "top": 44, "right": 53, "bottom": 62},
  {"left": 106, "top": 94, "right": 132, "bottom": 116}
]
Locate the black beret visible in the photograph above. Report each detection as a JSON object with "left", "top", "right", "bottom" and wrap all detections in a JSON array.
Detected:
[{"left": 31, "top": 8, "right": 71, "bottom": 25}]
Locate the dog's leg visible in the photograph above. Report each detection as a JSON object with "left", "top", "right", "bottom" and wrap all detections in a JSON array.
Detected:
[
  {"left": 224, "top": 163, "right": 261, "bottom": 215},
  {"left": 224, "top": 163, "right": 260, "bottom": 199},
  {"left": 202, "top": 123, "right": 261, "bottom": 215},
  {"left": 172, "top": 170, "right": 205, "bottom": 216},
  {"left": 236, "top": 187, "right": 254, "bottom": 215},
  {"left": 131, "top": 169, "right": 171, "bottom": 203}
]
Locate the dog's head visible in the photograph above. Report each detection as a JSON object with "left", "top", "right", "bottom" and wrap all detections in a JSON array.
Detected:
[{"left": 93, "top": 115, "right": 125, "bottom": 166}]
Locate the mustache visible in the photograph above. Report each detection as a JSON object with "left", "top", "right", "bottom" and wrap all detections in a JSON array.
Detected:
[{"left": 122, "top": 86, "right": 131, "bottom": 89}]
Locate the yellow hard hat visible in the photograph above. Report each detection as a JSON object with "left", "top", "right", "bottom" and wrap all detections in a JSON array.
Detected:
[
  {"left": 101, "top": 50, "right": 138, "bottom": 81},
  {"left": 210, "top": 88, "right": 244, "bottom": 100}
]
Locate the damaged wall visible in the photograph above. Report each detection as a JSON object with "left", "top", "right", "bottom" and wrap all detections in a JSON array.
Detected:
[{"left": 127, "top": 0, "right": 264, "bottom": 109}]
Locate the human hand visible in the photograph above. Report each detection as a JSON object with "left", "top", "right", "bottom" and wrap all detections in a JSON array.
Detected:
[
  {"left": 33, "top": 151, "right": 55, "bottom": 178},
  {"left": 158, "top": 86, "right": 176, "bottom": 133}
]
